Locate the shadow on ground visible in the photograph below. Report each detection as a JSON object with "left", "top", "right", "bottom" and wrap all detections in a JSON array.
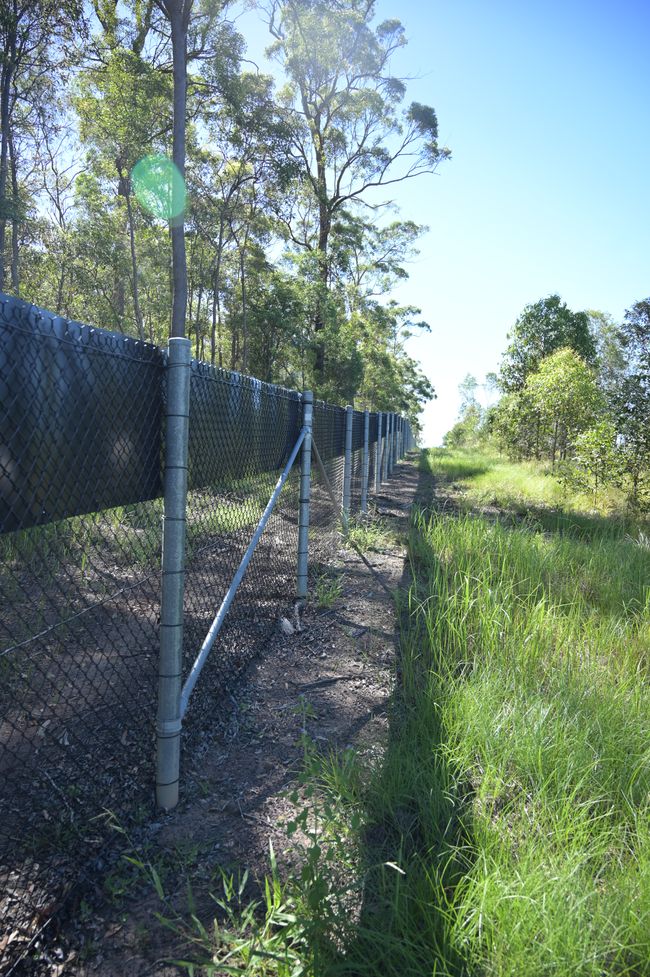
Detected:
[{"left": 315, "top": 453, "right": 473, "bottom": 977}]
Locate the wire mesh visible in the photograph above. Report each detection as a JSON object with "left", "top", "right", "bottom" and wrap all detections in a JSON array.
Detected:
[
  {"left": 0, "top": 297, "right": 164, "bottom": 973},
  {"left": 179, "top": 364, "right": 303, "bottom": 741},
  {"left": 310, "top": 401, "right": 346, "bottom": 568},
  {"left": 367, "top": 413, "right": 379, "bottom": 493},
  {"left": 349, "top": 410, "right": 365, "bottom": 515},
  {"left": 0, "top": 295, "right": 411, "bottom": 972}
]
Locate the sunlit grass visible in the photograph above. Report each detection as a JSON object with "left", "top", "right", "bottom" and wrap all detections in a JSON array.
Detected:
[
  {"left": 426, "top": 447, "right": 631, "bottom": 520},
  {"left": 408, "top": 449, "right": 650, "bottom": 975}
]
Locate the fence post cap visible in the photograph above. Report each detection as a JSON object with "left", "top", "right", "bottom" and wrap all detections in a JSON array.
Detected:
[{"left": 302, "top": 389, "right": 314, "bottom": 403}]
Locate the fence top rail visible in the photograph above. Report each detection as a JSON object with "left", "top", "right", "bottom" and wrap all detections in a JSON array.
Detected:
[
  {"left": 0, "top": 292, "right": 163, "bottom": 365},
  {"left": 0, "top": 290, "right": 412, "bottom": 426},
  {"left": 191, "top": 357, "right": 302, "bottom": 403}
]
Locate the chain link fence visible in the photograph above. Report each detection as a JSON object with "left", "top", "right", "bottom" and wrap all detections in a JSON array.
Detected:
[{"left": 0, "top": 293, "right": 412, "bottom": 974}]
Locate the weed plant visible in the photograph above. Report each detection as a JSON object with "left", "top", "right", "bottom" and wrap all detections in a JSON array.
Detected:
[
  {"left": 313, "top": 570, "right": 344, "bottom": 609},
  {"left": 345, "top": 516, "right": 394, "bottom": 554}
]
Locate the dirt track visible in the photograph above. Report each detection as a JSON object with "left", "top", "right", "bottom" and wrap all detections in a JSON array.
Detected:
[{"left": 28, "top": 458, "right": 422, "bottom": 977}]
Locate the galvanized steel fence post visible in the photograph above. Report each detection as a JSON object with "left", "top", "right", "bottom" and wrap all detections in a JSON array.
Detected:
[
  {"left": 361, "top": 409, "right": 370, "bottom": 514},
  {"left": 156, "top": 336, "right": 191, "bottom": 811},
  {"left": 375, "top": 412, "right": 382, "bottom": 492},
  {"left": 297, "top": 391, "right": 313, "bottom": 599},
  {"left": 383, "top": 413, "right": 390, "bottom": 481},
  {"left": 342, "top": 405, "right": 353, "bottom": 530}
]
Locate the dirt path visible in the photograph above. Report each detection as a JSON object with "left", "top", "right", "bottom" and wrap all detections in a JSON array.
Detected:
[{"left": 41, "top": 459, "right": 422, "bottom": 977}]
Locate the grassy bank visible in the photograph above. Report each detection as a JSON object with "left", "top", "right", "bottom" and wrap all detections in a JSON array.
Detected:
[
  {"left": 406, "top": 448, "right": 650, "bottom": 975},
  {"left": 426, "top": 446, "right": 640, "bottom": 523},
  {"left": 335, "top": 448, "right": 650, "bottom": 975}
]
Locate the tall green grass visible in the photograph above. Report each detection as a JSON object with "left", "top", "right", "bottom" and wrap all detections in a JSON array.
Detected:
[{"left": 408, "top": 449, "right": 650, "bottom": 975}]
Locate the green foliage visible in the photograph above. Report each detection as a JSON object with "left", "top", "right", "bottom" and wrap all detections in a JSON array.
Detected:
[
  {"left": 499, "top": 294, "right": 597, "bottom": 393},
  {"left": 609, "top": 298, "right": 650, "bottom": 509},
  {"left": 443, "top": 373, "right": 497, "bottom": 450},
  {"left": 526, "top": 347, "right": 603, "bottom": 462},
  {"left": 313, "top": 570, "right": 344, "bottom": 609},
  {"left": 492, "top": 349, "right": 602, "bottom": 465},
  {"left": 265, "top": 0, "right": 447, "bottom": 396},
  {"left": 345, "top": 515, "right": 394, "bottom": 553},
  {"left": 588, "top": 309, "right": 628, "bottom": 397},
  {"left": 483, "top": 295, "right": 649, "bottom": 512},
  {"left": 566, "top": 420, "right": 623, "bottom": 506},
  {"left": 12, "top": 0, "right": 437, "bottom": 420}
]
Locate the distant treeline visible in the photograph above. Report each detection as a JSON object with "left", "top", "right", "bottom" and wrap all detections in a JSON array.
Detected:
[{"left": 446, "top": 295, "right": 650, "bottom": 509}]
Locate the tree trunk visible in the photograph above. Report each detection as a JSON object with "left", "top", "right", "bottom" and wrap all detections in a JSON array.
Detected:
[
  {"left": 230, "top": 315, "right": 238, "bottom": 370},
  {"left": 122, "top": 177, "right": 145, "bottom": 341},
  {"left": 551, "top": 419, "right": 558, "bottom": 467},
  {"left": 8, "top": 128, "right": 19, "bottom": 293},
  {"left": 168, "top": 1, "right": 190, "bottom": 339},
  {"left": 239, "top": 236, "right": 249, "bottom": 373},
  {"left": 210, "top": 219, "right": 224, "bottom": 365},
  {"left": 313, "top": 140, "right": 330, "bottom": 380},
  {"left": 56, "top": 266, "right": 66, "bottom": 311},
  {"left": 115, "top": 273, "right": 126, "bottom": 332},
  {"left": 194, "top": 280, "right": 203, "bottom": 358},
  {"left": 210, "top": 278, "right": 218, "bottom": 366},
  {"left": 0, "top": 57, "right": 15, "bottom": 291}
]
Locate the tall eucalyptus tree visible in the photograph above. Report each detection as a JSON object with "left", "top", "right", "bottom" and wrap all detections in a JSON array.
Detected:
[{"left": 264, "top": 0, "right": 449, "bottom": 380}]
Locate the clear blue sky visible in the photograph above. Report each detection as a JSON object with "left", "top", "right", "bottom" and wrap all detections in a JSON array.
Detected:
[{"left": 237, "top": 0, "right": 650, "bottom": 445}]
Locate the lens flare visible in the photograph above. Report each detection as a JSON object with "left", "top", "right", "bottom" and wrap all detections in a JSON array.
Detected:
[{"left": 131, "top": 155, "right": 186, "bottom": 220}]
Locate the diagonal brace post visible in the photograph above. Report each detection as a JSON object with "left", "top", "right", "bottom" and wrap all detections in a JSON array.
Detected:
[
  {"left": 180, "top": 426, "right": 307, "bottom": 718},
  {"left": 297, "top": 391, "right": 313, "bottom": 598}
]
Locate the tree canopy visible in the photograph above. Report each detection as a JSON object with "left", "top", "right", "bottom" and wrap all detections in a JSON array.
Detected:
[
  {"left": 499, "top": 294, "right": 596, "bottom": 393},
  {"left": 5, "top": 0, "right": 443, "bottom": 429},
  {"left": 463, "top": 293, "right": 650, "bottom": 511}
]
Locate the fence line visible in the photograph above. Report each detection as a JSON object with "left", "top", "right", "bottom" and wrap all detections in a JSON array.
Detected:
[{"left": 0, "top": 292, "right": 413, "bottom": 972}]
